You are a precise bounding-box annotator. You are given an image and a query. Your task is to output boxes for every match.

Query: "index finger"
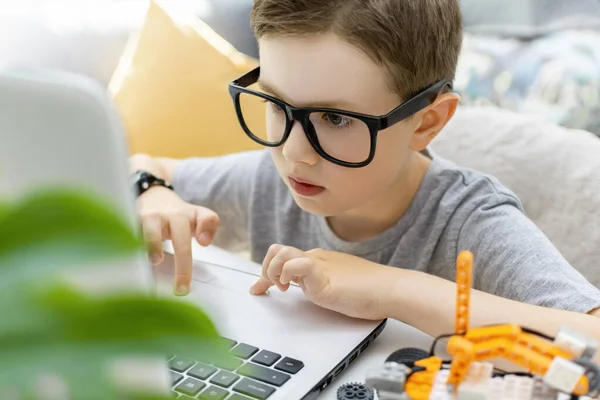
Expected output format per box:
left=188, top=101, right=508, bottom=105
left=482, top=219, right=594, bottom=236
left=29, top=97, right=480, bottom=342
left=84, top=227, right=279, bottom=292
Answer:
left=169, top=214, right=193, bottom=296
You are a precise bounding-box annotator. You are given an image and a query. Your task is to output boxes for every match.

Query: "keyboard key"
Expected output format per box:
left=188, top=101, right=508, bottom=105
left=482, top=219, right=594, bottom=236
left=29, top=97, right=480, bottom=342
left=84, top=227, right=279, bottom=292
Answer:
left=199, top=385, right=229, bottom=400
left=228, top=395, right=252, bottom=400
left=213, top=356, right=244, bottom=371
left=196, top=353, right=218, bottom=365
left=210, top=370, right=240, bottom=388
left=274, top=357, right=305, bottom=374
left=189, top=362, right=218, bottom=380
left=221, top=338, right=238, bottom=349
left=174, top=377, right=205, bottom=397
left=233, top=378, right=276, bottom=400
left=170, top=371, right=184, bottom=385
left=229, top=343, right=259, bottom=360
left=169, top=357, right=195, bottom=373
left=238, top=363, right=290, bottom=387
left=252, top=350, right=281, bottom=367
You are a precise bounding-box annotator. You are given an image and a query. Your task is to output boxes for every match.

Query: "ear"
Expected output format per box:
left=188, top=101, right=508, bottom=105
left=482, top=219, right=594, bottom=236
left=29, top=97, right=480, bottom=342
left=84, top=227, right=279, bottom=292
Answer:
left=409, top=92, right=460, bottom=151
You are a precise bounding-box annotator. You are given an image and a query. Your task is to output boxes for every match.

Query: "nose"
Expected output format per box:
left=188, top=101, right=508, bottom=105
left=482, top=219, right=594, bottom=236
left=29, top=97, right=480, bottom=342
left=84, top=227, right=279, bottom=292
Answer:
left=281, top=121, right=319, bottom=166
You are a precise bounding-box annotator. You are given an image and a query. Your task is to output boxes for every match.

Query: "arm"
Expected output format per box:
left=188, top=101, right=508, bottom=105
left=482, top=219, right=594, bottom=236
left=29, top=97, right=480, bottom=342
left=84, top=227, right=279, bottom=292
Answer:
left=129, top=153, right=181, bottom=181
left=455, top=201, right=600, bottom=313
left=393, top=200, right=600, bottom=361
left=251, top=245, right=600, bottom=362
left=129, top=150, right=264, bottom=292
left=131, top=150, right=267, bottom=253
left=385, top=268, right=600, bottom=364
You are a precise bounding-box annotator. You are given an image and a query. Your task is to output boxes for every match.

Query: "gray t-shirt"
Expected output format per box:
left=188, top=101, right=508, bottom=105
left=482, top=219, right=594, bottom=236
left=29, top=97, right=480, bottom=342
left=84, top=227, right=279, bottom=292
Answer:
left=172, top=149, right=600, bottom=313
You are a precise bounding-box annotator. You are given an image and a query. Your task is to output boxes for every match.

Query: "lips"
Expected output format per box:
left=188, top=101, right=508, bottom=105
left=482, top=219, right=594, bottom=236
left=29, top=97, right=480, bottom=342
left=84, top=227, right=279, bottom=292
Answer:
left=288, top=176, right=325, bottom=197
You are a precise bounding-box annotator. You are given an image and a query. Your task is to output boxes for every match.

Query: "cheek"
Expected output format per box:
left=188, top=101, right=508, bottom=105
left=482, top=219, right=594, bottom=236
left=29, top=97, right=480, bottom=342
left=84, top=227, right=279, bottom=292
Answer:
left=326, top=127, right=413, bottom=195
left=367, top=124, right=413, bottom=175
left=326, top=157, right=402, bottom=198
left=375, top=123, right=414, bottom=159
left=269, top=147, right=285, bottom=168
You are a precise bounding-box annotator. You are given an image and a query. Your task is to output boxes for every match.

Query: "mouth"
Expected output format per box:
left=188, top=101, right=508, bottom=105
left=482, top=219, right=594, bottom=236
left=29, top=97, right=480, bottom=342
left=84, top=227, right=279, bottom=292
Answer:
left=288, top=176, right=325, bottom=197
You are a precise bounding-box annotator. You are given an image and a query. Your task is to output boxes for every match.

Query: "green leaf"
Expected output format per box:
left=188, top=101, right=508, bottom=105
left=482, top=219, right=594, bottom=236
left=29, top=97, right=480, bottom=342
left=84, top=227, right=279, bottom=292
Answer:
left=0, top=189, right=145, bottom=290
left=0, top=285, right=226, bottom=400
left=0, top=343, right=176, bottom=400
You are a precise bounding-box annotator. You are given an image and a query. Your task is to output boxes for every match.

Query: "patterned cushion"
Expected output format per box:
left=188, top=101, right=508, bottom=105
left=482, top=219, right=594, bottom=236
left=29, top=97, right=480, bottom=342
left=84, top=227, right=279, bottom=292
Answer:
left=455, top=31, right=600, bottom=137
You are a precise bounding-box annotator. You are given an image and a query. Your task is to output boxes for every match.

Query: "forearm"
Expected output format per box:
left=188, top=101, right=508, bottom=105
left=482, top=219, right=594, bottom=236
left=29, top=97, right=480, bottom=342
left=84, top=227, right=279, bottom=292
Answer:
left=129, top=153, right=181, bottom=182
left=384, top=268, right=600, bottom=364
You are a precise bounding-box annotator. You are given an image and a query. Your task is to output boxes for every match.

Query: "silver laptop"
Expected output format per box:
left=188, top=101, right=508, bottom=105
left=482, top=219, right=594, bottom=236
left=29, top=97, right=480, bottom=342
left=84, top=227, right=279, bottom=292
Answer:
left=0, top=69, right=386, bottom=400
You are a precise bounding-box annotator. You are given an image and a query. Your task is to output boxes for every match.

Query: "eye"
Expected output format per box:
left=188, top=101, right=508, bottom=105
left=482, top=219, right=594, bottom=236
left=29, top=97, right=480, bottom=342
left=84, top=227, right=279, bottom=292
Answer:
left=323, top=113, right=352, bottom=128
left=269, top=102, right=283, bottom=112
left=262, top=99, right=284, bottom=113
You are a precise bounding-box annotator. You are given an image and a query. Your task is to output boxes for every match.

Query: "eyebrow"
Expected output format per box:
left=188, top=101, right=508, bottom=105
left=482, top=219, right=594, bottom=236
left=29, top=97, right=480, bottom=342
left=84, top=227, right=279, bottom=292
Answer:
left=257, top=79, right=365, bottom=112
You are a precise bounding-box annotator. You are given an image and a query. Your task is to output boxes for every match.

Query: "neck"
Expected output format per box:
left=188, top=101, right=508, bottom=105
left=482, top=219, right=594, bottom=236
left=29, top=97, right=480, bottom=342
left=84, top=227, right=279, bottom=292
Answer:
left=327, top=152, right=432, bottom=242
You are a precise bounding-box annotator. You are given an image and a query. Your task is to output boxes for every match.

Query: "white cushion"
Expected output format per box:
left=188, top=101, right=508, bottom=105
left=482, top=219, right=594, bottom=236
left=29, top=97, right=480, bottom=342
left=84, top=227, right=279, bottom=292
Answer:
left=432, top=106, right=600, bottom=287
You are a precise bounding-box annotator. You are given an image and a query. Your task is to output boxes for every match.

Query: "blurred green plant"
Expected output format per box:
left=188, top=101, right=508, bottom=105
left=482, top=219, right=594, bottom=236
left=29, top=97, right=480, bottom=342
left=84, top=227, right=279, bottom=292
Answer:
left=0, top=189, right=225, bottom=400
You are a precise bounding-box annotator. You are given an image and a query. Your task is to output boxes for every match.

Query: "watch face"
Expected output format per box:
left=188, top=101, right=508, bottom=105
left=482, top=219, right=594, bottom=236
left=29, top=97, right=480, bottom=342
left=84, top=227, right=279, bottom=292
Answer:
left=132, top=170, right=151, bottom=195
left=131, top=170, right=145, bottom=185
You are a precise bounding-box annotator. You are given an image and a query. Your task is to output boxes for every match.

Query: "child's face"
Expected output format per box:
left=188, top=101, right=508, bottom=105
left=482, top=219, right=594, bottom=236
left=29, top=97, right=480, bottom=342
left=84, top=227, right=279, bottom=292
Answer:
left=258, top=33, right=427, bottom=217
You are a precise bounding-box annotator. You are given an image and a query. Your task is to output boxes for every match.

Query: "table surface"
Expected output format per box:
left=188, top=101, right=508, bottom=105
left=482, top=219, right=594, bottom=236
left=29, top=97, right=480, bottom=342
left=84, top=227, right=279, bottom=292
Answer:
left=319, top=319, right=434, bottom=399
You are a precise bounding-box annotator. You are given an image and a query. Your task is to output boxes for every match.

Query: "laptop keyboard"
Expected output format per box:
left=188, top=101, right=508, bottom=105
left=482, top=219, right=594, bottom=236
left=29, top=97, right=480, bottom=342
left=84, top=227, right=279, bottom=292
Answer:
left=169, top=338, right=304, bottom=399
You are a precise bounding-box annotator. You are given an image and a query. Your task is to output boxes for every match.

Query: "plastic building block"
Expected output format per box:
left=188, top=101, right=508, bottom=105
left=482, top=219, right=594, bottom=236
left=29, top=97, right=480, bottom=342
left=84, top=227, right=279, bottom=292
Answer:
left=365, top=362, right=410, bottom=400
left=543, top=357, right=586, bottom=393
left=457, top=381, right=489, bottom=400
left=554, top=327, right=598, bottom=360
left=428, top=370, right=452, bottom=400
left=503, top=375, right=535, bottom=400
left=464, top=362, right=494, bottom=384
left=531, top=377, right=560, bottom=400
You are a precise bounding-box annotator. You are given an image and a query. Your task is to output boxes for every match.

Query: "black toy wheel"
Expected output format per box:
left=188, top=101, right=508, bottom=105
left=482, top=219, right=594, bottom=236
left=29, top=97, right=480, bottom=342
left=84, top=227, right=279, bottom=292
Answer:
left=385, top=347, right=430, bottom=365
left=336, top=382, right=375, bottom=400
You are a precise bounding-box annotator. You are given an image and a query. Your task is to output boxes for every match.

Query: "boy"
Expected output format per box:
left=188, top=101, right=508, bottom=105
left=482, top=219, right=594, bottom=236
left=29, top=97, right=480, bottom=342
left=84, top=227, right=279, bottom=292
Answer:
left=131, top=0, right=600, bottom=360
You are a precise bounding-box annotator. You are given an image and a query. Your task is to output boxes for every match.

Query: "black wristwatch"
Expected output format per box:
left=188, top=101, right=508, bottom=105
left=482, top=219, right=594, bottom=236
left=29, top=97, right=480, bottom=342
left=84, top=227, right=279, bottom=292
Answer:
left=132, top=170, right=174, bottom=197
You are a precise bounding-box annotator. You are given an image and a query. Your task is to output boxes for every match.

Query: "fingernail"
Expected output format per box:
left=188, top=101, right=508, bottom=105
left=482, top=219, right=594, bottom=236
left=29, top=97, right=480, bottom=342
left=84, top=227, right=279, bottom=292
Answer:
left=199, top=232, right=211, bottom=245
left=151, top=253, right=162, bottom=265
left=175, top=284, right=189, bottom=296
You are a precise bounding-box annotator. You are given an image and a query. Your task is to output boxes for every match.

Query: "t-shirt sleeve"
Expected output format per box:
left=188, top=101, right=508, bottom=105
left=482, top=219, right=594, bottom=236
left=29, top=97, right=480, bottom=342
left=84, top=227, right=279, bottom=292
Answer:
left=171, top=150, right=264, bottom=252
left=457, top=197, right=600, bottom=314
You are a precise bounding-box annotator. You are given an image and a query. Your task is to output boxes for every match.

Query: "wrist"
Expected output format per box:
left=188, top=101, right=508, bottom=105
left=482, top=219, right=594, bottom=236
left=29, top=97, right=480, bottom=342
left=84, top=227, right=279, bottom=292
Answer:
left=138, top=184, right=175, bottom=198
left=378, top=266, right=408, bottom=320
left=131, top=169, right=174, bottom=198
left=383, top=268, right=457, bottom=336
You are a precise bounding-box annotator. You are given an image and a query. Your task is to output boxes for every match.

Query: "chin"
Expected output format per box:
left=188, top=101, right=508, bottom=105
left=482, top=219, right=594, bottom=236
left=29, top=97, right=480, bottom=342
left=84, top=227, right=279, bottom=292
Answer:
left=291, top=193, right=343, bottom=217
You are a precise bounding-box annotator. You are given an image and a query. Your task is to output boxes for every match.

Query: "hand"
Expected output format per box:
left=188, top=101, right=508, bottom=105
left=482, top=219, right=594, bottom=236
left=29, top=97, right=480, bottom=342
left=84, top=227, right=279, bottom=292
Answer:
left=249, top=245, right=397, bottom=320
left=137, top=187, right=220, bottom=296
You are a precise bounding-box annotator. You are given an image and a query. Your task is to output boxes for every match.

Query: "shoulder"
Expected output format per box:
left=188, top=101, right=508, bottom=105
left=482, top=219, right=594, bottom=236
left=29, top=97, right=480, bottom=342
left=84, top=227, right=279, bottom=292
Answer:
left=426, top=153, right=523, bottom=213
left=418, top=153, right=530, bottom=256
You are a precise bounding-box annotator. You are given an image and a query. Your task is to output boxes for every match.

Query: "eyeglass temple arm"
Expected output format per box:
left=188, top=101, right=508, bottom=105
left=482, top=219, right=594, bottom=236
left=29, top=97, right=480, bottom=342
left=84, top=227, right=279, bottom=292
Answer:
left=381, top=80, right=452, bottom=129
left=232, top=66, right=261, bottom=88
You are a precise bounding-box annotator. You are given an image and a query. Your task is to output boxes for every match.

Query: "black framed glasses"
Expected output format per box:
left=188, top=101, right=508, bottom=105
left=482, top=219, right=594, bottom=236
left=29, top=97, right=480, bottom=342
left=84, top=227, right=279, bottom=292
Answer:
left=228, top=67, right=451, bottom=168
